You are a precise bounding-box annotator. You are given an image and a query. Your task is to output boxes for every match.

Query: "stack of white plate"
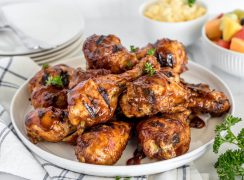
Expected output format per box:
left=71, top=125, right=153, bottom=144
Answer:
left=0, top=1, right=85, bottom=64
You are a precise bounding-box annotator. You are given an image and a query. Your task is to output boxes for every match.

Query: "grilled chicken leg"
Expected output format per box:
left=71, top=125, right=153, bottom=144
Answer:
left=120, top=69, right=230, bottom=118
left=135, top=39, right=188, bottom=74
left=183, top=82, right=231, bottom=116
left=69, top=68, right=111, bottom=89
left=68, top=56, right=160, bottom=128
left=28, top=64, right=74, bottom=93
left=137, top=111, right=191, bottom=160
left=120, top=69, right=189, bottom=118
left=25, top=107, right=75, bottom=143
left=75, top=121, right=131, bottom=165
left=28, top=64, right=74, bottom=109
left=83, top=34, right=138, bottom=73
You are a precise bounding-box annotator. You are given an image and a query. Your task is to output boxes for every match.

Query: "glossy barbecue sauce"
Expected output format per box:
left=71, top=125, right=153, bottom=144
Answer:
left=190, top=116, right=205, bottom=128
left=126, top=147, right=146, bottom=165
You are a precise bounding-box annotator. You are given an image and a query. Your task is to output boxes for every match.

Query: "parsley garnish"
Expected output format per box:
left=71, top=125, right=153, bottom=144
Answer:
left=127, top=61, right=132, bottom=68
left=147, top=48, right=156, bottom=56
left=115, top=176, right=131, bottom=180
left=188, top=0, right=196, bottom=7
left=213, top=115, right=244, bottom=180
left=115, top=176, right=121, bottom=180
left=42, top=63, right=49, bottom=69
left=130, top=45, right=138, bottom=52
left=144, top=62, right=156, bottom=76
left=46, top=75, right=63, bottom=87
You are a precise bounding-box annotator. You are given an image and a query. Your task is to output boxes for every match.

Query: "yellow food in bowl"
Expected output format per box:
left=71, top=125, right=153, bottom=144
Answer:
left=144, top=0, right=206, bottom=22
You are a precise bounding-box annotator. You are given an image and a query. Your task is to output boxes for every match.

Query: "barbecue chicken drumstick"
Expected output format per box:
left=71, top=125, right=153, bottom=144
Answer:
left=75, top=121, right=131, bottom=165
left=28, top=64, right=74, bottom=109
left=120, top=69, right=189, bottom=118
left=69, top=68, right=111, bottom=89
left=183, top=82, right=231, bottom=116
left=68, top=56, right=160, bottom=129
left=120, top=69, right=230, bottom=118
left=28, top=64, right=74, bottom=93
left=83, top=34, right=138, bottom=73
left=25, top=107, right=75, bottom=143
left=135, top=39, right=188, bottom=74
left=137, top=111, right=191, bottom=160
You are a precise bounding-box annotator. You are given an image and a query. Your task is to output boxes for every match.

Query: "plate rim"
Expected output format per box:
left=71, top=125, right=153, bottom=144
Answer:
left=10, top=60, right=235, bottom=176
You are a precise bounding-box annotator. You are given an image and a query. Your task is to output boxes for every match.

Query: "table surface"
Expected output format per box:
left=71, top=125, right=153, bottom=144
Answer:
left=1, top=0, right=244, bottom=179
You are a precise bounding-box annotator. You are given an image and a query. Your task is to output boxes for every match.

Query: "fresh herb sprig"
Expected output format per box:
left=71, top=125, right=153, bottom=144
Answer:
left=46, top=75, right=64, bottom=87
left=130, top=45, right=138, bottom=52
left=213, top=115, right=244, bottom=180
left=42, top=63, right=49, bottom=69
left=127, top=61, right=133, bottom=68
left=144, top=62, right=156, bottom=76
left=147, top=48, right=156, bottom=56
left=188, top=0, right=196, bottom=7
left=115, top=176, right=131, bottom=180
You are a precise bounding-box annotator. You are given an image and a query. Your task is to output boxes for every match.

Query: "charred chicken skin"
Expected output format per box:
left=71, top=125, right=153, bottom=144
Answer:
left=28, top=64, right=74, bottom=93
left=155, top=38, right=188, bottom=74
left=120, top=69, right=230, bottom=118
left=137, top=111, right=191, bottom=160
left=31, top=86, right=67, bottom=109
left=135, top=43, right=154, bottom=60
left=28, top=64, right=74, bottom=109
left=69, top=68, right=111, bottom=89
left=68, top=56, right=160, bottom=128
left=183, top=82, right=231, bottom=116
left=120, top=69, right=189, bottom=118
left=25, top=107, right=75, bottom=143
left=75, top=121, right=131, bottom=165
left=83, top=34, right=138, bottom=73
left=135, top=39, right=188, bottom=74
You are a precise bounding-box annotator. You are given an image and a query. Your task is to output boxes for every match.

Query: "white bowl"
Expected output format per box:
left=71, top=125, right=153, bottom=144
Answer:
left=10, top=57, right=234, bottom=177
left=202, top=25, right=244, bottom=78
left=139, top=0, right=208, bottom=46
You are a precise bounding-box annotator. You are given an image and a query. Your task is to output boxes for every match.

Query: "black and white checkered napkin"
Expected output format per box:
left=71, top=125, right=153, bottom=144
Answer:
left=0, top=57, right=207, bottom=180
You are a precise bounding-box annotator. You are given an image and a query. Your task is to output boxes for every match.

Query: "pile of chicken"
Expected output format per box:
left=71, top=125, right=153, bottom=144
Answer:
left=25, top=34, right=231, bottom=165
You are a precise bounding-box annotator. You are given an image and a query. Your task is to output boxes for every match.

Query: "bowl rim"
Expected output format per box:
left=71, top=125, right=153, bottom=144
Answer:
left=139, top=0, right=208, bottom=25
left=202, top=21, right=244, bottom=57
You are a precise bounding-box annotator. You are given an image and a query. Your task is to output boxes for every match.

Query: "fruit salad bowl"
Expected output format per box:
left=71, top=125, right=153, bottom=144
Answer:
left=202, top=10, right=244, bottom=78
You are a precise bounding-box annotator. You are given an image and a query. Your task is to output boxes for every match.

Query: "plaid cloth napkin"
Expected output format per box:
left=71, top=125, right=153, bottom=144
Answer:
left=0, top=57, right=208, bottom=180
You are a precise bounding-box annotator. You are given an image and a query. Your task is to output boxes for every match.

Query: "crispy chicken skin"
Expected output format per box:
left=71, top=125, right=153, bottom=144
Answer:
left=135, top=39, right=188, bottom=74
left=135, top=43, right=154, bottom=60
left=68, top=56, right=160, bottom=128
left=183, top=82, right=231, bottom=116
left=120, top=69, right=189, bottom=118
left=28, top=64, right=74, bottom=93
left=155, top=39, right=188, bottom=74
left=28, top=64, right=74, bottom=109
left=120, top=68, right=230, bottom=118
left=31, top=86, right=67, bottom=109
left=83, top=34, right=138, bottom=73
left=75, top=121, right=131, bottom=165
left=25, top=107, right=75, bottom=143
left=69, top=68, right=111, bottom=89
left=137, top=111, right=191, bottom=160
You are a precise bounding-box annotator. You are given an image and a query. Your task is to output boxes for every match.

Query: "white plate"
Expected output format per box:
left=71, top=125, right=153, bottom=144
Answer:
left=0, top=0, right=84, bottom=55
left=29, top=33, right=83, bottom=58
left=10, top=58, right=234, bottom=177
left=32, top=37, right=83, bottom=62
left=34, top=40, right=83, bottom=65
